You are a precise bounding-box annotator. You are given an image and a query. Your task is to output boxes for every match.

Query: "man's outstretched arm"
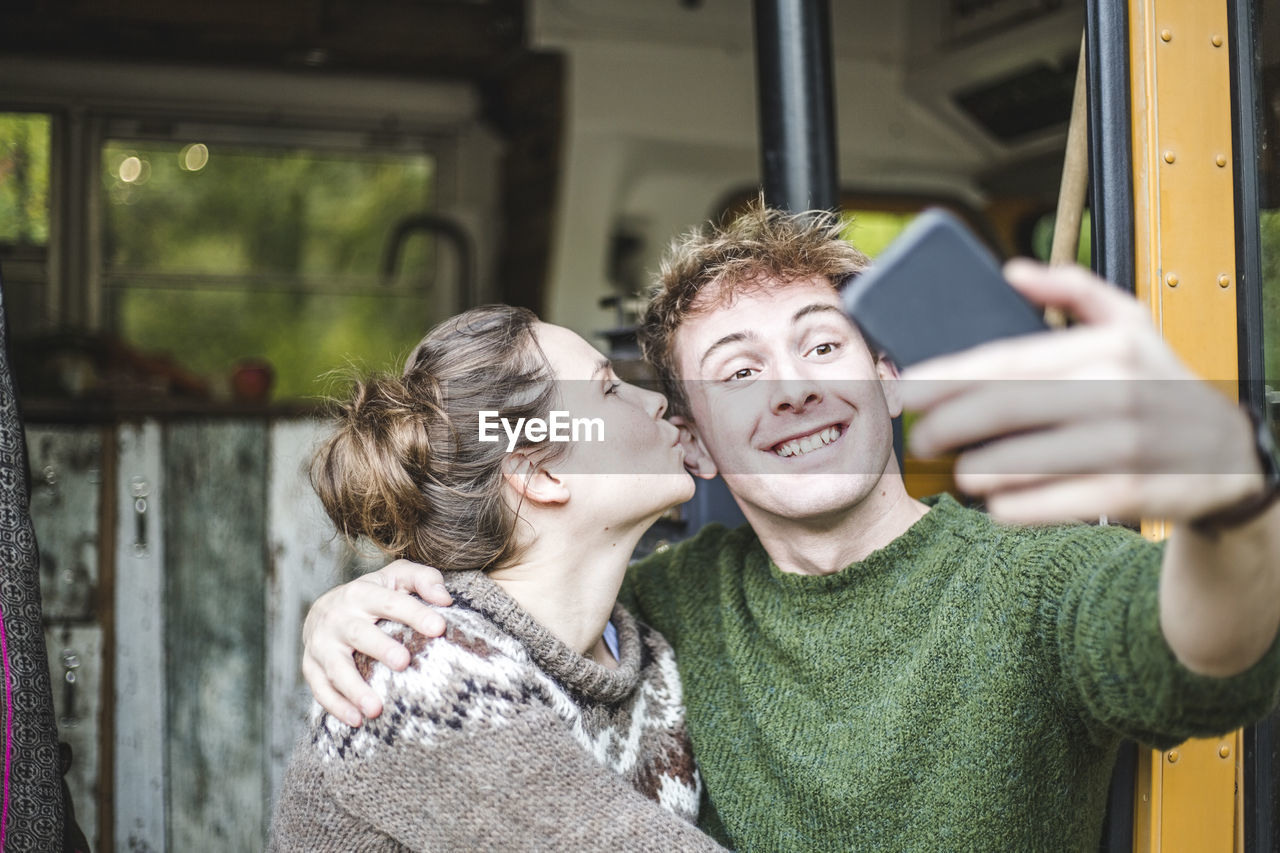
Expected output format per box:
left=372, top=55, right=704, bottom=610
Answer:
left=901, top=260, right=1280, bottom=679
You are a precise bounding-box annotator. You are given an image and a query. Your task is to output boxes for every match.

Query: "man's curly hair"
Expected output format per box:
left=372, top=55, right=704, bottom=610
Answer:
left=637, top=199, right=871, bottom=417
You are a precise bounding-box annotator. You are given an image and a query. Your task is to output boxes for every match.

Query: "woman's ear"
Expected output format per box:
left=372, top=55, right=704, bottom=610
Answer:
left=502, top=452, right=571, bottom=506
left=875, top=354, right=904, bottom=419
left=670, top=415, right=719, bottom=480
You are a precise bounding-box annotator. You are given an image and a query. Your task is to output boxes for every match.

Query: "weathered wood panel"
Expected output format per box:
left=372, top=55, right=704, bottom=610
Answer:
left=28, top=426, right=104, bottom=850
left=266, top=419, right=383, bottom=801
left=265, top=420, right=337, bottom=798
left=113, top=422, right=167, bottom=853
left=43, top=623, right=103, bottom=849
left=164, top=421, right=267, bottom=851
left=26, top=427, right=100, bottom=620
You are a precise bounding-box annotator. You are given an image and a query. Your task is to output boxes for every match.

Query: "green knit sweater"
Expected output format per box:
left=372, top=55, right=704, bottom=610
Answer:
left=620, top=494, right=1280, bottom=851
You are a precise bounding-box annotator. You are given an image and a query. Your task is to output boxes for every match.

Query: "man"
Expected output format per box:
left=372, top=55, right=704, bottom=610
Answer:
left=302, top=204, right=1280, bottom=850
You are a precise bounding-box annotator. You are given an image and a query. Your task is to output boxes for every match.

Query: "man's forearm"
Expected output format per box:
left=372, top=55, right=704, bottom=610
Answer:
left=1160, top=502, right=1280, bottom=677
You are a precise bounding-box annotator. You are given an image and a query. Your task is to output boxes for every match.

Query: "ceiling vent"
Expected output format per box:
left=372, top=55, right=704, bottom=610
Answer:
left=952, top=54, right=1077, bottom=143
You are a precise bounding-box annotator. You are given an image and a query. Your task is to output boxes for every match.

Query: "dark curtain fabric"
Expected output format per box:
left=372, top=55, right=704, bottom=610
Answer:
left=0, top=272, right=66, bottom=850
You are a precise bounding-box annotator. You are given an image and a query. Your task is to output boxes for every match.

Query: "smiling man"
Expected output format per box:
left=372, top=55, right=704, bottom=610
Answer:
left=301, top=203, right=1280, bottom=851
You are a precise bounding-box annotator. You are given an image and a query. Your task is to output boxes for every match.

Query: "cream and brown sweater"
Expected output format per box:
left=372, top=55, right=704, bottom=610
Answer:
left=269, top=570, right=721, bottom=852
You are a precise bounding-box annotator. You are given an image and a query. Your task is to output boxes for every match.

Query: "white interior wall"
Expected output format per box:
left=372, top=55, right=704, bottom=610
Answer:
left=532, top=0, right=1016, bottom=343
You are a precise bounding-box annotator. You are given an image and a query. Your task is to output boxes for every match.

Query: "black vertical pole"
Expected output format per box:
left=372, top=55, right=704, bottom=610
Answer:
left=1083, top=2, right=1138, bottom=851
left=753, top=0, right=839, bottom=213
left=1085, top=0, right=1135, bottom=293
left=1228, top=0, right=1273, bottom=848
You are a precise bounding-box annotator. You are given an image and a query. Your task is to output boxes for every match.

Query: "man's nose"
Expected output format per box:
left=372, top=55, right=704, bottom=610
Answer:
left=769, top=363, right=823, bottom=414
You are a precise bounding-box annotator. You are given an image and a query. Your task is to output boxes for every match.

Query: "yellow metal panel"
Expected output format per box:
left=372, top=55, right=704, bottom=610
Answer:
left=1159, top=738, right=1239, bottom=850
left=1128, top=0, right=1242, bottom=851
left=1150, top=0, right=1238, bottom=384
left=1134, top=748, right=1162, bottom=851
left=1133, top=736, right=1241, bottom=853
left=1131, top=0, right=1238, bottom=379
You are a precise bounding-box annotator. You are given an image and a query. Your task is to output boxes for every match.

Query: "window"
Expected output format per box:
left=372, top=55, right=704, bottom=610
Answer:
left=1244, top=0, right=1279, bottom=844
left=1027, top=209, right=1092, bottom=267
left=0, top=112, right=51, bottom=246
left=100, top=137, right=442, bottom=401
left=839, top=209, right=919, bottom=257
left=1264, top=210, right=1279, bottom=409
left=1256, top=0, right=1279, bottom=431
left=0, top=112, right=53, bottom=328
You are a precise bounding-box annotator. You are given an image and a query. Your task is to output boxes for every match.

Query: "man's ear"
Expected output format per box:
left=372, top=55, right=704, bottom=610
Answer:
left=670, top=415, right=719, bottom=480
left=502, top=452, right=570, bottom=506
left=875, top=354, right=904, bottom=419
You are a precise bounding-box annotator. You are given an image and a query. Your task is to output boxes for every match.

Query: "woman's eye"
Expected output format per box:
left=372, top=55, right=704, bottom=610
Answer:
left=605, top=381, right=621, bottom=396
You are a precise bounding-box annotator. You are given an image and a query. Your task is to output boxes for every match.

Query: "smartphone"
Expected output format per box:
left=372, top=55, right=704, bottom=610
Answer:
left=840, top=208, right=1048, bottom=368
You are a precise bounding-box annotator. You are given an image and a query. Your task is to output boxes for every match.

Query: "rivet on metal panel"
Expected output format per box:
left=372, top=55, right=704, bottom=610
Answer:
left=1216, top=154, right=1228, bottom=167
left=1166, top=273, right=1179, bottom=288
left=1211, top=34, right=1223, bottom=47
left=1218, top=274, right=1231, bottom=288
left=1163, top=150, right=1176, bottom=164
left=1218, top=744, right=1231, bottom=758
left=1160, top=28, right=1172, bottom=42
left=1167, top=749, right=1180, bottom=763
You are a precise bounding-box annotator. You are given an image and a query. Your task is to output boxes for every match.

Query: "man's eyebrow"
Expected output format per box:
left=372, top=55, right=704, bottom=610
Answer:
left=699, top=331, right=755, bottom=368
left=793, top=303, right=844, bottom=323
left=697, top=304, right=844, bottom=368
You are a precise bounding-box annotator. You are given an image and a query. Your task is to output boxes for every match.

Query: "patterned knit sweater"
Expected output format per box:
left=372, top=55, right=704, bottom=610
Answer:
left=620, top=493, right=1280, bottom=851
left=270, top=570, right=722, bottom=851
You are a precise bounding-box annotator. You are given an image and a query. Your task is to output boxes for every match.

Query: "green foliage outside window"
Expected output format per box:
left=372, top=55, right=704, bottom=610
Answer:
left=1029, top=209, right=1093, bottom=267
left=1262, top=209, right=1280, bottom=396
left=839, top=210, right=917, bottom=259
left=102, top=141, right=441, bottom=400
left=0, top=113, right=51, bottom=246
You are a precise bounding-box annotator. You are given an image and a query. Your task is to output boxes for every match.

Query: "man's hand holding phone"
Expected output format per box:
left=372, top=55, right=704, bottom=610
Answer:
left=894, top=259, right=1261, bottom=526
left=855, top=212, right=1280, bottom=683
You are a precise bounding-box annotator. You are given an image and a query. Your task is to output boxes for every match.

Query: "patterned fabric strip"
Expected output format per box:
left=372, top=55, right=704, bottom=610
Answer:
left=1, top=604, right=13, bottom=845
left=0, top=271, right=64, bottom=851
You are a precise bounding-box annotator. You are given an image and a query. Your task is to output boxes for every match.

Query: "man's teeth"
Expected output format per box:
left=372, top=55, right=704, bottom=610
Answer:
left=775, top=426, right=841, bottom=458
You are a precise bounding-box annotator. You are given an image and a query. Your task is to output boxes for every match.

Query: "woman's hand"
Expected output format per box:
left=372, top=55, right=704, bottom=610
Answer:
left=302, top=559, right=453, bottom=726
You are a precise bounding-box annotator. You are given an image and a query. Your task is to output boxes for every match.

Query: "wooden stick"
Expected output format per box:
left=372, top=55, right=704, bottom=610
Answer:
left=1046, top=31, right=1090, bottom=328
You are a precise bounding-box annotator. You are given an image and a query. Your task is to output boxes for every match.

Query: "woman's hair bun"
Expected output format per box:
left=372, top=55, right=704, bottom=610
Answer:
left=313, top=371, right=442, bottom=556
left=311, top=305, right=560, bottom=570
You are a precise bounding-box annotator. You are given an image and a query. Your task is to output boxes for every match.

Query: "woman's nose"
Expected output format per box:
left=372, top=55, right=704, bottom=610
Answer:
left=641, top=386, right=668, bottom=419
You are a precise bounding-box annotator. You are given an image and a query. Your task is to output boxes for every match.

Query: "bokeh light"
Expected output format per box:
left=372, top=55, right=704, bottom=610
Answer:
left=119, top=155, right=142, bottom=183
left=180, top=143, right=209, bottom=172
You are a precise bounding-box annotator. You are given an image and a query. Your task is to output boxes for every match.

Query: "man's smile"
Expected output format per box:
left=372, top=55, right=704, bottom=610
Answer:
left=769, top=423, right=846, bottom=458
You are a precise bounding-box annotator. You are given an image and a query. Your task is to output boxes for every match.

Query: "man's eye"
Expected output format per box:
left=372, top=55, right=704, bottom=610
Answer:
left=729, top=367, right=755, bottom=381
left=811, top=342, right=838, bottom=357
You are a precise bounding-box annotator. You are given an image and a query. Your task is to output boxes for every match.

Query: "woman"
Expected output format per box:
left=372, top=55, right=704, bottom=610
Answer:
left=269, top=306, right=721, bottom=851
